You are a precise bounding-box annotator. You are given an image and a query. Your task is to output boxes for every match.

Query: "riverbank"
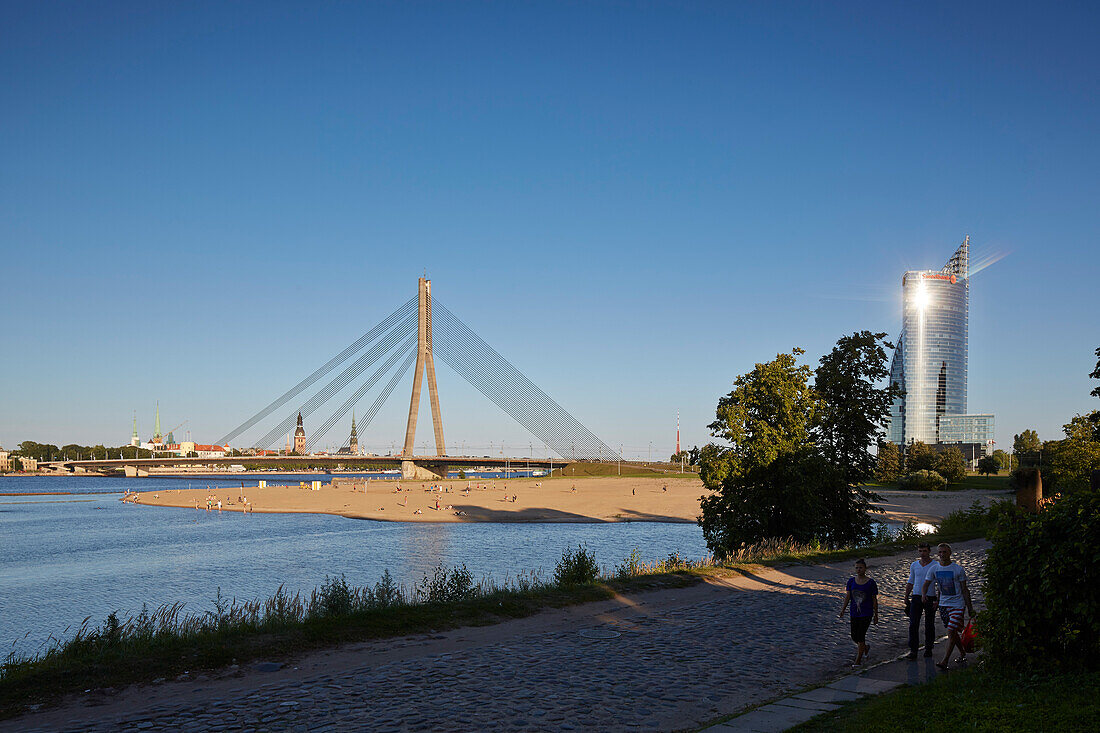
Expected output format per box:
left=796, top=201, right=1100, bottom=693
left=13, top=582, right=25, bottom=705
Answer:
left=4, top=538, right=991, bottom=731
left=127, top=475, right=1011, bottom=525
left=130, top=475, right=710, bottom=523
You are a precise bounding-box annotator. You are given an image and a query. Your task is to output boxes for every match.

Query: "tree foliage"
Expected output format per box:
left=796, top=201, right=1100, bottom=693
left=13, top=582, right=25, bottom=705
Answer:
left=978, top=455, right=1000, bottom=475
left=934, top=445, right=967, bottom=483
left=992, top=449, right=1016, bottom=471
left=698, top=340, right=888, bottom=558
left=874, top=440, right=901, bottom=483
left=981, top=489, right=1100, bottom=671
left=904, top=440, right=936, bottom=472
left=1091, top=345, right=1100, bottom=400
left=814, top=331, right=902, bottom=486
left=1014, top=429, right=1042, bottom=456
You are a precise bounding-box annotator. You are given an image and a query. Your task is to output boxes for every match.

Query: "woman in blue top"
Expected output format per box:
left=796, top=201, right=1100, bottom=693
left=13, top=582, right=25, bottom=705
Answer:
left=838, top=558, right=879, bottom=667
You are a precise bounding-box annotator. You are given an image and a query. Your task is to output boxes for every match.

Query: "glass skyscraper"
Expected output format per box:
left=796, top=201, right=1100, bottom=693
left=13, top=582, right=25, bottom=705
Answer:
left=886, top=238, right=973, bottom=446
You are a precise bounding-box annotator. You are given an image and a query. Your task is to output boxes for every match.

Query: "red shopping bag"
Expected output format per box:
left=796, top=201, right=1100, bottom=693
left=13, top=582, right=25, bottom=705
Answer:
left=960, top=621, right=977, bottom=653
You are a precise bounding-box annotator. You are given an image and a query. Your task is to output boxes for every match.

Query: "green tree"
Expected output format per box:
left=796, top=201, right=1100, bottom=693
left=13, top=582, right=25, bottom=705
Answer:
left=1014, top=429, right=1042, bottom=455
left=874, top=440, right=901, bottom=483
left=904, top=441, right=936, bottom=472
left=698, top=347, right=876, bottom=557
left=935, top=445, right=967, bottom=483
left=978, top=456, right=1000, bottom=475
left=1045, top=439, right=1100, bottom=494
left=992, top=449, right=1016, bottom=472
left=1091, top=345, right=1100, bottom=399
left=813, top=331, right=902, bottom=486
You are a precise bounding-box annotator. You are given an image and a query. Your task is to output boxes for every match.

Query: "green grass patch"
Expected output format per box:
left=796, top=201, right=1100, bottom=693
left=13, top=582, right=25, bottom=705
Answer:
left=550, top=461, right=699, bottom=478
left=790, top=665, right=1100, bottom=732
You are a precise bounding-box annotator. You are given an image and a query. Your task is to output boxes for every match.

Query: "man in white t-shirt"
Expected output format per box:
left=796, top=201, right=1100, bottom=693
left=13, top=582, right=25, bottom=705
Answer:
left=921, top=542, right=975, bottom=670
left=904, top=542, right=937, bottom=659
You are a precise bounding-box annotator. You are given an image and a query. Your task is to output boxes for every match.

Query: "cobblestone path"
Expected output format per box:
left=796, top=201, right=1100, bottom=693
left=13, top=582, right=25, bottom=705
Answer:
left=16, top=543, right=986, bottom=732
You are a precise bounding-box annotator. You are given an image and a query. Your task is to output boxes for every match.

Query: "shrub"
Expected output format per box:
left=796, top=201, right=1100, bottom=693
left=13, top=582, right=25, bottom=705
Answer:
left=414, top=564, right=475, bottom=604
left=938, top=499, right=1017, bottom=535
left=554, top=544, right=599, bottom=585
left=898, top=470, right=947, bottom=491
left=615, top=548, right=643, bottom=578
left=980, top=488, right=1100, bottom=671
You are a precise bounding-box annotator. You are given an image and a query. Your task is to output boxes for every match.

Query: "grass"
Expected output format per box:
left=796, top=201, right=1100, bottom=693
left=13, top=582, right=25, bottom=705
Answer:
left=790, top=664, right=1100, bottom=732
left=0, top=521, right=990, bottom=720
left=550, top=461, right=700, bottom=478
left=867, top=473, right=1011, bottom=492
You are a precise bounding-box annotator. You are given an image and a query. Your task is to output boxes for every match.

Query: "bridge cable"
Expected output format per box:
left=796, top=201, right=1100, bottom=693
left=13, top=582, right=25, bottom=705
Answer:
left=429, top=297, right=616, bottom=460
left=255, top=313, right=417, bottom=449
left=430, top=302, right=603, bottom=458
left=217, top=297, right=417, bottom=445
left=304, top=332, right=417, bottom=452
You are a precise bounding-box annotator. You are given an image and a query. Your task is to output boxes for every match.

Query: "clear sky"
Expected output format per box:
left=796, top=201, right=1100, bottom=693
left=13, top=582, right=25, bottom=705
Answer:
left=2, top=1, right=1098, bottom=458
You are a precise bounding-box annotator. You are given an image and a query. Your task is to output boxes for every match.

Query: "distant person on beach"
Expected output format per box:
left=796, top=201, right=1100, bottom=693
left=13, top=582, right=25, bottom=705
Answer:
left=838, top=558, right=878, bottom=667
left=922, top=543, right=974, bottom=670
left=905, top=542, right=937, bottom=659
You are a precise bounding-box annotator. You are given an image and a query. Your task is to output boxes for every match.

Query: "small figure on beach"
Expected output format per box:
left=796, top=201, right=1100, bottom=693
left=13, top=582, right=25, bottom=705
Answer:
left=921, top=543, right=975, bottom=670
left=838, top=558, right=878, bottom=667
left=905, top=542, right=936, bottom=659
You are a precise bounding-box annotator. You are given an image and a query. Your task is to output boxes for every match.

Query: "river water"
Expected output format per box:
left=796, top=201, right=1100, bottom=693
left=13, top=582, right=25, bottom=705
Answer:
left=0, top=475, right=707, bottom=658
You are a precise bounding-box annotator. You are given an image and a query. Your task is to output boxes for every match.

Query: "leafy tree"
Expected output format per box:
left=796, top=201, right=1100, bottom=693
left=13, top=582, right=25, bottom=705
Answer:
left=698, top=347, right=877, bottom=557
left=978, top=455, right=1000, bottom=476
left=992, top=449, right=1016, bottom=472
left=904, top=441, right=936, bottom=472
left=935, top=445, right=967, bottom=483
left=1045, top=439, right=1100, bottom=494
left=670, top=450, right=689, bottom=463
left=707, top=348, right=820, bottom=471
left=813, top=331, right=902, bottom=486
left=1091, top=345, right=1100, bottom=399
left=874, top=440, right=901, bottom=483
left=1014, top=429, right=1041, bottom=456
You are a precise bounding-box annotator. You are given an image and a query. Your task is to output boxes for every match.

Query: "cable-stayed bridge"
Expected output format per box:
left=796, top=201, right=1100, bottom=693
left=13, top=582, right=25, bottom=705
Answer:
left=53, top=279, right=617, bottom=479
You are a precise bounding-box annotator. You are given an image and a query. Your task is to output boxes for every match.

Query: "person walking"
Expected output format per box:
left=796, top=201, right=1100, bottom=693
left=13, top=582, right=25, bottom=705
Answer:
left=905, top=542, right=937, bottom=659
left=921, top=543, right=975, bottom=670
left=838, top=558, right=879, bottom=667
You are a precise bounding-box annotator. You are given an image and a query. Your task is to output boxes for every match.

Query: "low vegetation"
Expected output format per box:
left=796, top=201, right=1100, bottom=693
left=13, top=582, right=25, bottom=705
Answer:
left=0, top=515, right=993, bottom=720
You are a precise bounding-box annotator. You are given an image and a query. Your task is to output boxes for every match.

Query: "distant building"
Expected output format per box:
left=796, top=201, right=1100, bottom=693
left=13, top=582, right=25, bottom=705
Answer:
left=886, top=237, right=995, bottom=458
left=337, top=412, right=360, bottom=455
left=294, top=412, right=307, bottom=454
left=130, top=414, right=140, bottom=447
left=0, top=446, right=11, bottom=472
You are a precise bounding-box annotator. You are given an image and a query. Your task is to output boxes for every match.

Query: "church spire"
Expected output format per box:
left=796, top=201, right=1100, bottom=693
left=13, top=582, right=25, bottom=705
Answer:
left=350, top=410, right=357, bottom=439
left=153, top=402, right=162, bottom=443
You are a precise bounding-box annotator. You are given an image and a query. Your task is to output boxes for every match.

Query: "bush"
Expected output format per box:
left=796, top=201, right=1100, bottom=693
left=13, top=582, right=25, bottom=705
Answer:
left=414, top=564, right=475, bottom=604
left=939, top=499, right=1017, bottom=535
left=980, top=489, right=1100, bottom=671
left=977, top=456, right=1000, bottom=476
left=897, top=470, right=947, bottom=491
left=554, top=544, right=599, bottom=585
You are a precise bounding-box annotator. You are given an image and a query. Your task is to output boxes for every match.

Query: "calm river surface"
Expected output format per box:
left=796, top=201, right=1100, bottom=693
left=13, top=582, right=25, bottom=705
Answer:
left=0, top=475, right=707, bottom=658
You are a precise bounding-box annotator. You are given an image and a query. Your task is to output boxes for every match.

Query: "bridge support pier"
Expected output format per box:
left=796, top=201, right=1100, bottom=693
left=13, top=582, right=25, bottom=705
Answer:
left=401, top=460, right=448, bottom=480
left=123, top=465, right=149, bottom=478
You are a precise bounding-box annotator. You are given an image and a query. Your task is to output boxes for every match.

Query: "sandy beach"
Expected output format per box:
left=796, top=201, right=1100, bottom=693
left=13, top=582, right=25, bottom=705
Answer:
left=132, top=475, right=710, bottom=523
left=128, top=475, right=1011, bottom=525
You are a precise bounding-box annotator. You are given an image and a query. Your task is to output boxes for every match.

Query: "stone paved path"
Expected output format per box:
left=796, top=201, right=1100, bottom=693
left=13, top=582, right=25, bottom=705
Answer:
left=12, top=542, right=986, bottom=732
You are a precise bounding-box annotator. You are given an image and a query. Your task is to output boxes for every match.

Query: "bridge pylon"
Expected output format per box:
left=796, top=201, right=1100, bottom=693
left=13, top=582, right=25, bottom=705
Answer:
left=402, top=277, right=447, bottom=479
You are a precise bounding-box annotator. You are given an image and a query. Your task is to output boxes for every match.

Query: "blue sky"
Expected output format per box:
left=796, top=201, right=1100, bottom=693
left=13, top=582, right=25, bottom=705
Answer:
left=2, top=1, right=1098, bottom=458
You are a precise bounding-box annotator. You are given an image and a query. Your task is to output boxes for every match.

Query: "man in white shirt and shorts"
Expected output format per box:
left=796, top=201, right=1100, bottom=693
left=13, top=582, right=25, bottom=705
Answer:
left=921, top=542, right=975, bottom=670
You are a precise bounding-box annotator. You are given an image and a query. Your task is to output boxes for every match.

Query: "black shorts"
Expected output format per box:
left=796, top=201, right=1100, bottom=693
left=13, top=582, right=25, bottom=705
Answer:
left=850, top=616, right=872, bottom=643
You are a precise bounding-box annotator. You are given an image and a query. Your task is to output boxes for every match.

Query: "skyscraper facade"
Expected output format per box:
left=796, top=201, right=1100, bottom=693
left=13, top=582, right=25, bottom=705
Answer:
left=886, top=238, right=972, bottom=447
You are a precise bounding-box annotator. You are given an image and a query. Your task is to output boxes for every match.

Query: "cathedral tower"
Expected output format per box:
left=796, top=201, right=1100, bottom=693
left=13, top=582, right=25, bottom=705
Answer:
left=294, top=412, right=306, bottom=454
